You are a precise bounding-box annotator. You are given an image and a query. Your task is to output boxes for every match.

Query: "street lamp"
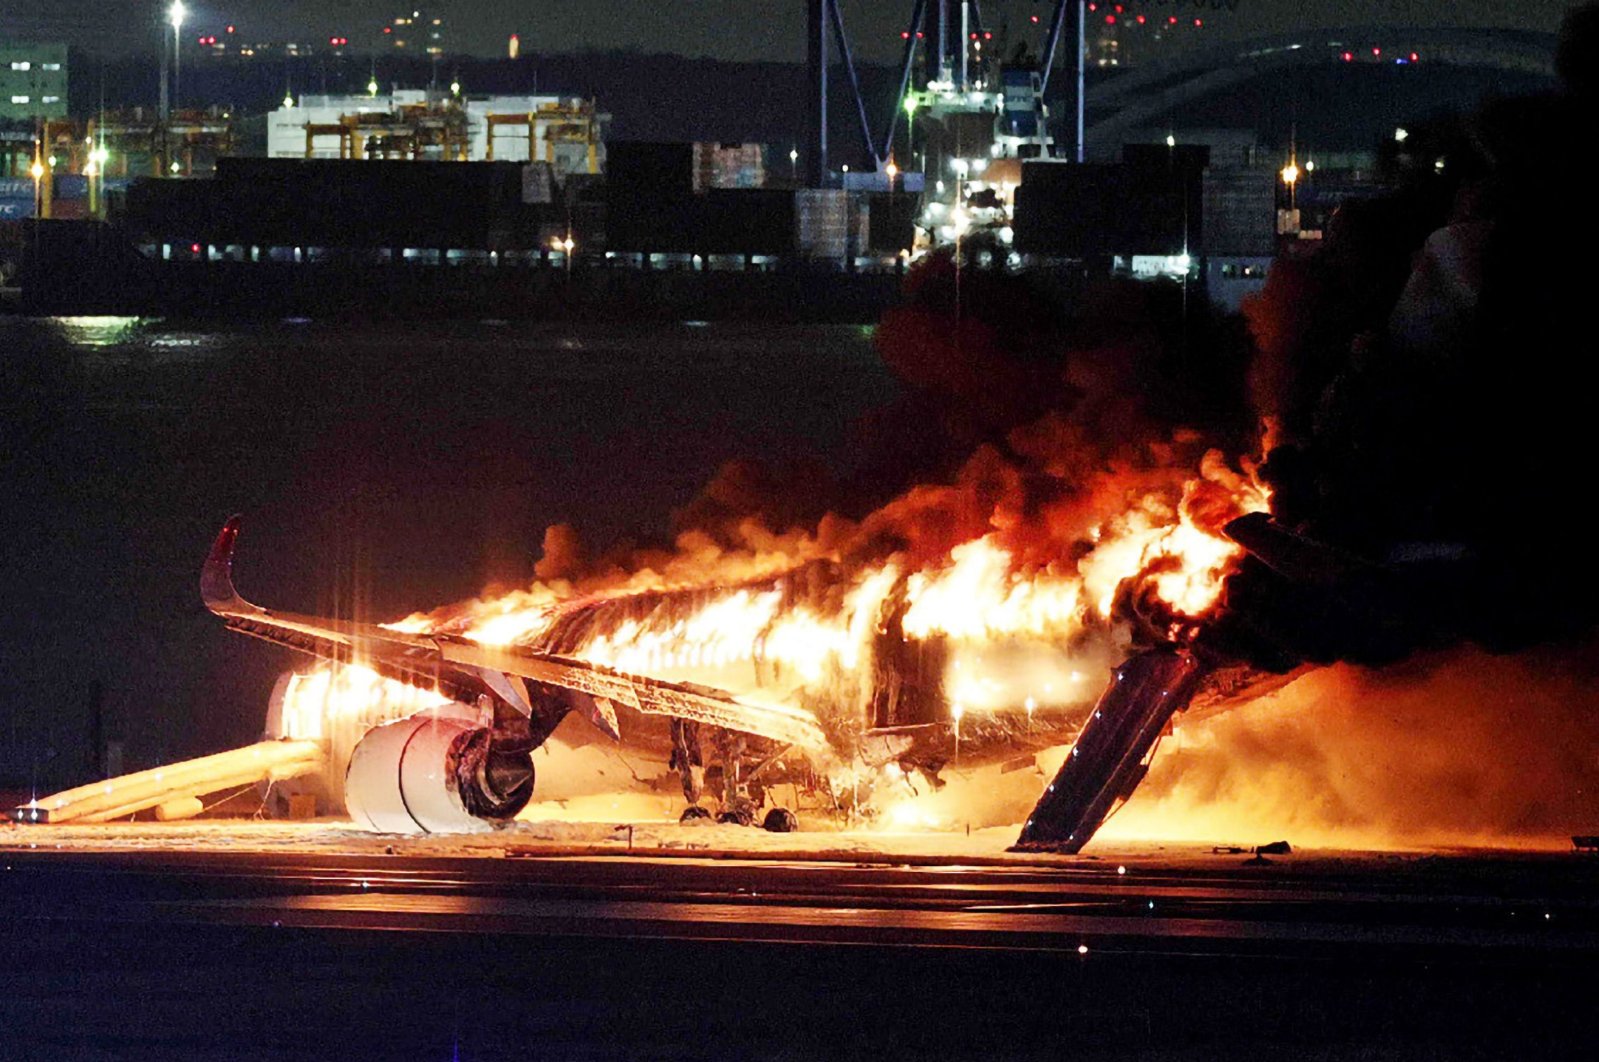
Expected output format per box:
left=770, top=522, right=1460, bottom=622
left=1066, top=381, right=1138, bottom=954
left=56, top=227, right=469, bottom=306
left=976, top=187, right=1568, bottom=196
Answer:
left=169, top=2, right=187, bottom=112
left=789, top=146, right=798, bottom=180
left=1280, top=160, right=1299, bottom=212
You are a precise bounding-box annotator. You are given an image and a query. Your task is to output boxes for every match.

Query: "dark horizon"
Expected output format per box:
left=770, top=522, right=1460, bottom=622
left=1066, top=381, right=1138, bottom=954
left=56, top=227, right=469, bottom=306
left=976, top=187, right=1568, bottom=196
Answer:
left=0, top=0, right=1581, bottom=63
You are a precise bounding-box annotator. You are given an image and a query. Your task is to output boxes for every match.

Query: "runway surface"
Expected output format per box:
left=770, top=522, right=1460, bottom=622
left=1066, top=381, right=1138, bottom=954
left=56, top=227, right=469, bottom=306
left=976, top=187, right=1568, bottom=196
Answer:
left=5, top=840, right=1599, bottom=1059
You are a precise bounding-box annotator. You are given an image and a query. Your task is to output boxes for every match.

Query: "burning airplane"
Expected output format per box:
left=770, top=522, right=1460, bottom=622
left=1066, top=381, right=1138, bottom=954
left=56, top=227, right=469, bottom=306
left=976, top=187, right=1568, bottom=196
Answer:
left=16, top=422, right=1288, bottom=849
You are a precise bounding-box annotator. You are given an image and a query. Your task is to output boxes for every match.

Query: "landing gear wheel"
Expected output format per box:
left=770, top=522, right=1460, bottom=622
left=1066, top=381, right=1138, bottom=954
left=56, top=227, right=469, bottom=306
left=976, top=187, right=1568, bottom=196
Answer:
left=680, top=805, right=713, bottom=823
left=716, top=803, right=756, bottom=827
left=762, top=808, right=798, bottom=833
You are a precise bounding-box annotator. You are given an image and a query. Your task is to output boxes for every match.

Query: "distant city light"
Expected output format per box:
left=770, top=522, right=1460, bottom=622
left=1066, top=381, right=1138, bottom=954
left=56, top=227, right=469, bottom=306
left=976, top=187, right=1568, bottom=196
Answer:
left=1304, top=159, right=1315, bottom=173
left=1280, top=162, right=1299, bottom=185
left=1165, top=134, right=1176, bottom=147
left=1394, top=126, right=1409, bottom=142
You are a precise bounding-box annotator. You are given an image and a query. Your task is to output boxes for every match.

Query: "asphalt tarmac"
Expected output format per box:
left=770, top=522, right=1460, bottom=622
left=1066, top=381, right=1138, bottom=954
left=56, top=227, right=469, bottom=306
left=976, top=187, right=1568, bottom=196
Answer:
left=4, top=846, right=1599, bottom=1060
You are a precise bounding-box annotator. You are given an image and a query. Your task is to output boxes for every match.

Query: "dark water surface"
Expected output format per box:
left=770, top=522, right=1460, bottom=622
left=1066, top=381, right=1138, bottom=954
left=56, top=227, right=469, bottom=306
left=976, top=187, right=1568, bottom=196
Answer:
left=0, top=315, right=895, bottom=784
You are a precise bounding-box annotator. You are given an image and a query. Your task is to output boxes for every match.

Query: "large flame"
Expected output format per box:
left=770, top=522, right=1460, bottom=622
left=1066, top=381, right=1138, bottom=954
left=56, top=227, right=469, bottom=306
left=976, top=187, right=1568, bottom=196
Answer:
left=376, top=444, right=1267, bottom=723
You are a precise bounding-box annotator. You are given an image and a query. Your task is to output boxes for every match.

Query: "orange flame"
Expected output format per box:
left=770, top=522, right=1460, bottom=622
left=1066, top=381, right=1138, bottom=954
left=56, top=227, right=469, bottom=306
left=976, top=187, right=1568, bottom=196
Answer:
left=363, top=445, right=1268, bottom=731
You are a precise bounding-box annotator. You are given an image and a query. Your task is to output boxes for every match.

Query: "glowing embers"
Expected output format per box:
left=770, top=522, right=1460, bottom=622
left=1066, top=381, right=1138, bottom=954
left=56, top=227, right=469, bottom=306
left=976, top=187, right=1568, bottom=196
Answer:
left=276, top=664, right=450, bottom=741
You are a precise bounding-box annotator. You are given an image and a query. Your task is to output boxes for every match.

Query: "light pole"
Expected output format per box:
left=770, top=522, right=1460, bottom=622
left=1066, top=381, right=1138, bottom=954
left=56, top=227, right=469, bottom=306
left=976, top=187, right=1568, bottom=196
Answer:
left=169, top=2, right=187, bottom=113
left=30, top=156, right=44, bottom=219
left=1280, top=159, right=1299, bottom=212
left=903, top=93, right=918, bottom=171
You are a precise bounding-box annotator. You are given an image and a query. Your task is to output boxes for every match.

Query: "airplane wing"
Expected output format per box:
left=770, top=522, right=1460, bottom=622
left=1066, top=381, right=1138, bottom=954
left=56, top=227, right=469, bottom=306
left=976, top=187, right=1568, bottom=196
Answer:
left=202, top=516, right=828, bottom=752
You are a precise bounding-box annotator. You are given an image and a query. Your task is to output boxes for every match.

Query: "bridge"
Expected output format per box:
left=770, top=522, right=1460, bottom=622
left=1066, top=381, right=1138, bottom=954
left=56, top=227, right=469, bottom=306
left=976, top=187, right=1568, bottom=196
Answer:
left=1084, top=25, right=1559, bottom=156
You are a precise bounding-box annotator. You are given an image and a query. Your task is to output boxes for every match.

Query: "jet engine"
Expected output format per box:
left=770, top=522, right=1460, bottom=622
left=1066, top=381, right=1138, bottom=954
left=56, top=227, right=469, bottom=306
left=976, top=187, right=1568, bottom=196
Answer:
left=344, top=707, right=535, bottom=834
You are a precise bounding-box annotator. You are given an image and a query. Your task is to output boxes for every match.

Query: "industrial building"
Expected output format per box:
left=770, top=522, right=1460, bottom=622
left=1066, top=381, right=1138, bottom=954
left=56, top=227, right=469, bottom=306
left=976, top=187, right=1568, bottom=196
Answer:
left=267, top=91, right=606, bottom=175
left=1, top=41, right=67, bottom=122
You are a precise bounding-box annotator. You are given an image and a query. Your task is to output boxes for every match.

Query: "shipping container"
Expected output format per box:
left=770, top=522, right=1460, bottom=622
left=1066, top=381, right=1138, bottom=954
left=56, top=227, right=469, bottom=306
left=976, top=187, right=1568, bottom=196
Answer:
left=795, top=189, right=851, bottom=260
left=692, top=143, right=766, bottom=192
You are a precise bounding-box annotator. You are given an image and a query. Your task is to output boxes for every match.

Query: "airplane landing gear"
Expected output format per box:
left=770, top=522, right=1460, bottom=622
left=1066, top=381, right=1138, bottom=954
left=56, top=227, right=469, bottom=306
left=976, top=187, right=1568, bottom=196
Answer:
left=670, top=718, right=705, bottom=806
left=673, top=724, right=799, bottom=831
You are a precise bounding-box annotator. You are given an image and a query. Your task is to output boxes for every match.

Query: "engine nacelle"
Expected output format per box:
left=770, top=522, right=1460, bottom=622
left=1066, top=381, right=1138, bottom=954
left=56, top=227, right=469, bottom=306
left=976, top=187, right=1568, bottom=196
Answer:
left=345, top=709, right=534, bottom=834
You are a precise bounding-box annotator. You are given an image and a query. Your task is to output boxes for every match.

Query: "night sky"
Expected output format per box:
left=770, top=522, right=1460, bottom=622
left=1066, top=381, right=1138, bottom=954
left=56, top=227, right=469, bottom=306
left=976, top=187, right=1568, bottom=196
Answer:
left=0, top=0, right=1579, bottom=62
